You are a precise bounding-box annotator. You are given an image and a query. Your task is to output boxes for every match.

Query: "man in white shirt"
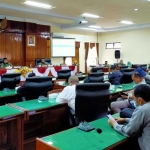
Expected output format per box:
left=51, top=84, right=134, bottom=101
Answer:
left=56, top=75, right=79, bottom=110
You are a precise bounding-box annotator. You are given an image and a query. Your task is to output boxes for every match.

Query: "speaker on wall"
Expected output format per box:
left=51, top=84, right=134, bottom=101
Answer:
left=115, top=50, right=120, bottom=59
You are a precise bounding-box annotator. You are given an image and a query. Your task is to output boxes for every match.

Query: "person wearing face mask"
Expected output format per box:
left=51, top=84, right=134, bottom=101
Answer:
left=110, top=67, right=146, bottom=113
left=108, top=84, right=150, bottom=150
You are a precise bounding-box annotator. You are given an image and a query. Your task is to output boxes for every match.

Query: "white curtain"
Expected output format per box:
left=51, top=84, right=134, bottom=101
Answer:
left=87, top=46, right=98, bottom=66
left=65, top=57, right=72, bottom=66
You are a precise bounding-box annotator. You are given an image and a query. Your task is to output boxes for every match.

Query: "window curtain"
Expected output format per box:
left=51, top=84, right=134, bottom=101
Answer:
left=85, top=42, right=89, bottom=74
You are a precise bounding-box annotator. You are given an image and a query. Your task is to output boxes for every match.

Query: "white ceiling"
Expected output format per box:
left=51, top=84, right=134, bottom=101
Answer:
left=1, top=0, right=150, bottom=32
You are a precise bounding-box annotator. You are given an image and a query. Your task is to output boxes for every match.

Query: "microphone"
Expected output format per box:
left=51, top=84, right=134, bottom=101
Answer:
left=96, top=128, right=102, bottom=134
left=38, top=84, right=53, bottom=101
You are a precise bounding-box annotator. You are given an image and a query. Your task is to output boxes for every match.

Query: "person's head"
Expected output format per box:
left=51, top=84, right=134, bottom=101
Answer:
left=120, top=60, right=123, bottom=63
left=132, top=72, right=144, bottom=84
left=41, top=58, right=45, bottom=63
left=132, top=84, right=150, bottom=106
left=3, top=58, right=8, bottom=63
left=68, top=75, right=79, bottom=86
left=110, top=65, right=116, bottom=72
left=29, top=37, right=33, bottom=41
left=105, top=61, right=108, bottom=64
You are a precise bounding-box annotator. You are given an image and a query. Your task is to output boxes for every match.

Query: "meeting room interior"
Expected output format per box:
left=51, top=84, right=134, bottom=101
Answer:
left=0, top=0, right=150, bottom=150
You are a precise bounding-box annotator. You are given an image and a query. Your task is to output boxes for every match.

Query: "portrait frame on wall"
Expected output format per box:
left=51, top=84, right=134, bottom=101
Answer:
left=27, top=35, right=35, bottom=46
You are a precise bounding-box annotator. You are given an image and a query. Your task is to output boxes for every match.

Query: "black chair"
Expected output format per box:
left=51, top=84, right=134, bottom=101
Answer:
left=25, top=76, right=53, bottom=100
left=119, top=72, right=133, bottom=84
left=56, top=69, right=71, bottom=82
left=35, top=58, right=52, bottom=66
left=75, top=83, right=110, bottom=122
left=45, top=58, right=52, bottom=65
left=145, top=75, right=150, bottom=85
left=140, top=65, right=147, bottom=72
left=120, top=66, right=128, bottom=72
left=91, top=67, right=103, bottom=72
left=0, top=59, right=3, bottom=67
left=88, top=72, right=104, bottom=83
left=122, top=68, right=135, bottom=73
left=132, top=64, right=147, bottom=69
left=0, top=73, right=21, bottom=89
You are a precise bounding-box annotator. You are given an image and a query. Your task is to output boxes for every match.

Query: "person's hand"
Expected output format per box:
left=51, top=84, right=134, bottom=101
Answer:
left=121, top=95, right=128, bottom=99
left=115, top=118, right=126, bottom=124
left=108, top=119, right=116, bottom=127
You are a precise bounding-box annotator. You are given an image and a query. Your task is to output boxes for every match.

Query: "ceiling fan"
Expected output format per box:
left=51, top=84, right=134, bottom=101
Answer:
left=0, top=18, right=7, bottom=32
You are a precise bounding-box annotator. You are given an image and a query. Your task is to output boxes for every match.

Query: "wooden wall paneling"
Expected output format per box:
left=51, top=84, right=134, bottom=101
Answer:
left=47, top=38, right=51, bottom=58
left=96, top=43, right=99, bottom=63
left=0, top=20, right=51, bottom=67
left=84, top=42, right=89, bottom=74
left=10, top=33, right=25, bottom=66
left=36, top=34, right=48, bottom=58
left=0, top=33, right=5, bottom=58
left=25, top=34, right=36, bottom=67
left=72, top=42, right=80, bottom=72
left=4, top=20, right=25, bottom=33
left=26, top=23, right=37, bottom=33
left=37, top=25, right=50, bottom=35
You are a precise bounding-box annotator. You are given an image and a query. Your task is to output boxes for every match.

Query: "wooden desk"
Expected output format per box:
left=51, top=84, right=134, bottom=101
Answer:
left=0, top=89, right=23, bottom=106
left=0, top=105, right=23, bottom=150
left=110, top=82, right=135, bottom=94
left=13, top=99, right=70, bottom=150
left=36, top=114, right=130, bottom=150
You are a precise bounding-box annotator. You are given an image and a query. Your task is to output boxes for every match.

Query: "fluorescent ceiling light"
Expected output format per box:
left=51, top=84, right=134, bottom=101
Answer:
left=81, top=13, right=100, bottom=18
left=120, top=20, right=134, bottom=25
left=81, top=28, right=98, bottom=31
left=89, top=25, right=101, bottom=28
left=23, top=1, right=53, bottom=9
left=134, top=8, right=138, bottom=11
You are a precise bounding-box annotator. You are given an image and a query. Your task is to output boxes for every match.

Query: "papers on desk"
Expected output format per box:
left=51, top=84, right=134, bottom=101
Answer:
left=115, top=88, right=123, bottom=92
left=79, top=80, right=84, bottom=83
left=109, top=85, right=115, bottom=91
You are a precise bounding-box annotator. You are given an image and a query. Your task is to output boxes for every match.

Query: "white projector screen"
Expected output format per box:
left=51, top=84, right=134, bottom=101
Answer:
left=52, top=38, right=75, bottom=57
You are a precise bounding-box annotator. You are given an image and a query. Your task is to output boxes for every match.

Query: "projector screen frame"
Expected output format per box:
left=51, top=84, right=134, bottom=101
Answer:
left=51, top=37, right=76, bottom=58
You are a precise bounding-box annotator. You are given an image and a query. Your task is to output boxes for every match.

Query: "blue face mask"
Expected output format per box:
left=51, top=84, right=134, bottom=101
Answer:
left=130, top=100, right=138, bottom=108
left=133, top=101, right=138, bottom=108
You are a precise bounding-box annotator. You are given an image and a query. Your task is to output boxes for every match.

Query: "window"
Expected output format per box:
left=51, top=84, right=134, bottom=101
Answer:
left=114, top=42, right=121, bottom=49
left=106, top=43, right=113, bottom=49
left=106, top=42, right=121, bottom=49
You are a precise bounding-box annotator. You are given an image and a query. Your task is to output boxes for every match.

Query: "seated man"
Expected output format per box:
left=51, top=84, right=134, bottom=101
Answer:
left=56, top=75, right=79, bottom=110
left=38, top=58, right=49, bottom=67
left=103, top=61, right=110, bottom=67
left=110, top=68, right=146, bottom=113
left=1, top=57, right=12, bottom=68
left=118, top=60, right=125, bottom=67
left=108, top=65, right=123, bottom=85
left=108, top=84, right=150, bottom=150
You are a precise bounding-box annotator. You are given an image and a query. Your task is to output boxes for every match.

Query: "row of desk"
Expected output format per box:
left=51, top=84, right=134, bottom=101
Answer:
left=0, top=99, right=70, bottom=150
left=0, top=82, right=135, bottom=150
left=36, top=114, right=129, bottom=150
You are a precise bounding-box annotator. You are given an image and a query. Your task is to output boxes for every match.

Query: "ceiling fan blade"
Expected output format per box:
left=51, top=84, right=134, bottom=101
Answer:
left=0, top=18, right=7, bottom=29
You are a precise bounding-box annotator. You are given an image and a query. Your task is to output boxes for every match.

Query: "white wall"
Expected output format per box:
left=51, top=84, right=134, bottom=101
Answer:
left=51, top=26, right=98, bottom=72
left=99, top=28, right=150, bottom=65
